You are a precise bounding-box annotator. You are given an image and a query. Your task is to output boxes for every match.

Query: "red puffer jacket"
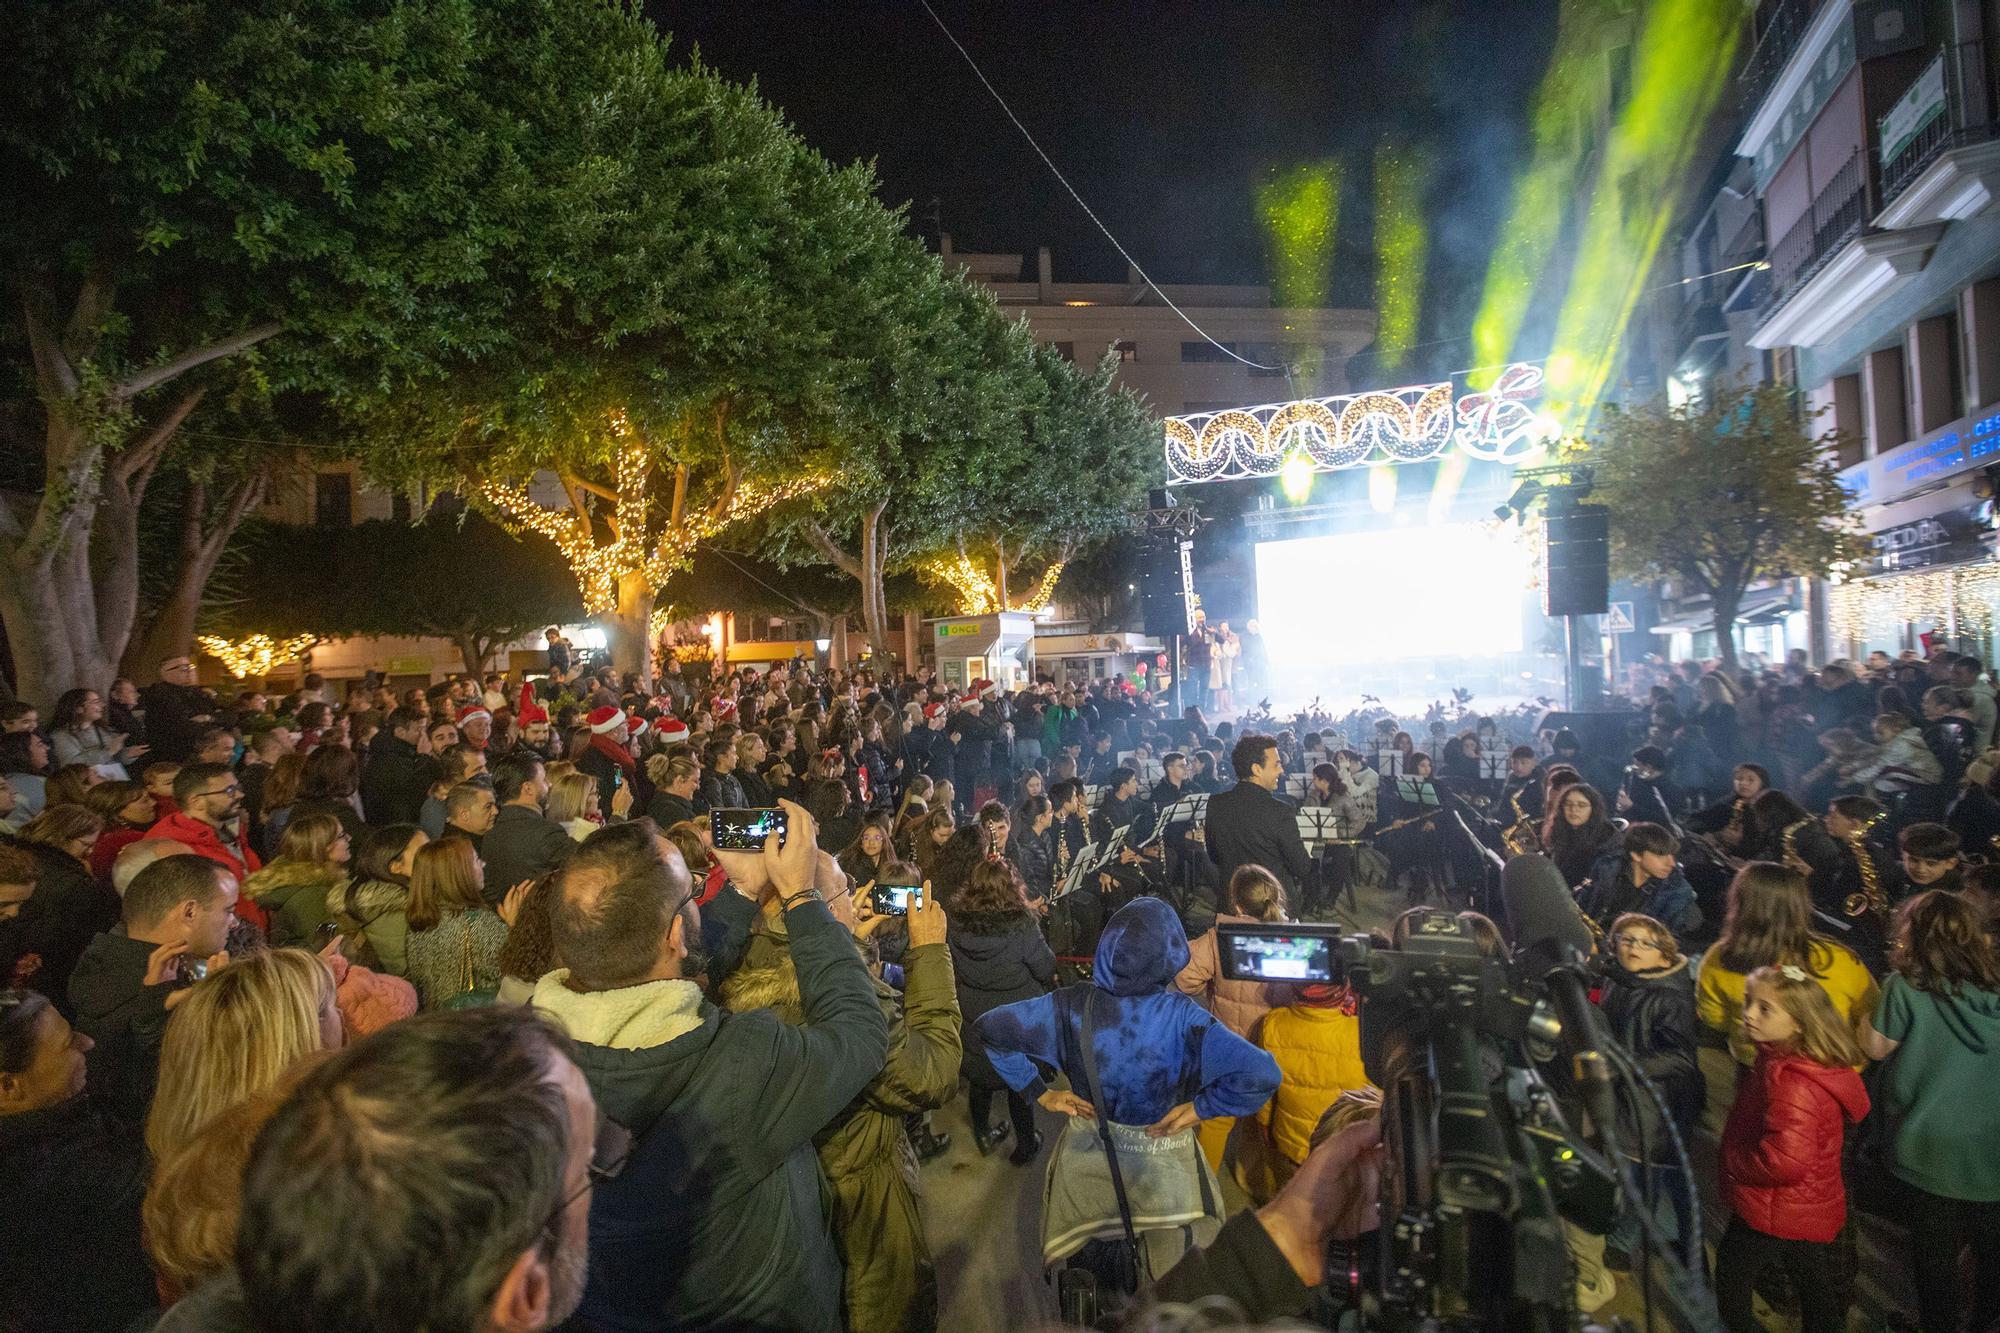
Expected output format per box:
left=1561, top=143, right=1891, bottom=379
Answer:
left=1720, top=1046, right=1869, bottom=1242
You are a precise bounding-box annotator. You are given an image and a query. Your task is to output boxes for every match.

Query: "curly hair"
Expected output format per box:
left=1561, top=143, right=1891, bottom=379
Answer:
left=1892, top=889, right=2000, bottom=995
left=954, top=856, right=1031, bottom=917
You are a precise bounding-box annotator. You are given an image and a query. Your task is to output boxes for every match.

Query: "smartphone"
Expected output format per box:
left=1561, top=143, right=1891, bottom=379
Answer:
left=711, top=807, right=788, bottom=852
left=870, top=882, right=923, bottom=916
left=1216, top=922, right=1346, bottom=983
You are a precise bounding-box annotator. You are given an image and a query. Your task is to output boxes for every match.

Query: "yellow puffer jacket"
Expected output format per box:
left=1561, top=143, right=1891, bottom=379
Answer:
left=1256, top=1003, right=1370, bottom=1165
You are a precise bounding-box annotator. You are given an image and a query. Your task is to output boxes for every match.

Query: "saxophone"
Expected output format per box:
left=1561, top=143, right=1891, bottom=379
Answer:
left=1501, top=785, right=1539, bottom=856
left=1840, top=812, right=1890, bottom=919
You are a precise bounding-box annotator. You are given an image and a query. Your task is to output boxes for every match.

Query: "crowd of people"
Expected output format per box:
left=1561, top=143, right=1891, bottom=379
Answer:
left=0, top=639, right=1995, bottom=1333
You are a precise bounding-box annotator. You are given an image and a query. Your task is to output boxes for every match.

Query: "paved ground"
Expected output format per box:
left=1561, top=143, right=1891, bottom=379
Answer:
left=917, top=870, right=1925, bottom=1332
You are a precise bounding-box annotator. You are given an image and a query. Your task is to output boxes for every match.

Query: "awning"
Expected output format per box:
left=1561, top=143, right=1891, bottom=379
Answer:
left=1648, top=594, right=1794, bottom=634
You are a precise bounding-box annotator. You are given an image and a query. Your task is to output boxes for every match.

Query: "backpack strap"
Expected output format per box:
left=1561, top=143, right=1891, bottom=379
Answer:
left=1070, top=987, right=1151, bottom=1281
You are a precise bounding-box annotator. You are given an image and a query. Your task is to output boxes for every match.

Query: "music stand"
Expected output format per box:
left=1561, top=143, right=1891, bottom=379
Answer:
left=1054, top=841, right=1099, bottom=899
left=1283, top=773, right=1311, bottom=800
left=1479, top=740, right=1510, bottom=782
left=1376, top=747, right=1406, bottom=778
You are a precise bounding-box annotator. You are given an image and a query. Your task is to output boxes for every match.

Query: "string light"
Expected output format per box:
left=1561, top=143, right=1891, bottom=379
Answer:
left=1828, top=565, right=2000, bottom=652
left=196, top=633, right=318, bottom=679
left=483, top=411, right=827, bottom=615
left=922, top=556, right=1067, bottom=615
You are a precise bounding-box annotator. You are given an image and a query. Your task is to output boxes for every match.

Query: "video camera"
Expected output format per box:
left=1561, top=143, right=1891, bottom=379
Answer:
left=1219, top=900, right=1719, bottom=1333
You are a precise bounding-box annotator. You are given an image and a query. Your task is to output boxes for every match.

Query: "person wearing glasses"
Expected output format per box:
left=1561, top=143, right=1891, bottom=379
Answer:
left=139, top=656, right=218, bottom=765
left=533, top=802, right=889, bottom=1333
left=144, top=762, right=263, bottom=886
left=233, top=1007, right=600, bottom=1333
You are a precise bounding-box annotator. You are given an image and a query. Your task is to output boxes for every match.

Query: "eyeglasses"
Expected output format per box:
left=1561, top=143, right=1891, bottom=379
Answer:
left=200, top=785, right=243, bottom=799
left=1609, top=933, right=1665, bottom=951
left=542, top=1106, right=635, bottom=1242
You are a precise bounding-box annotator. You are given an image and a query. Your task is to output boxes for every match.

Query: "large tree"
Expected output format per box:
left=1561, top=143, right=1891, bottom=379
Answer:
left=347, top=54, right=932, bottom=685
left=1, top=0, right=666, bottom=700
left=1578, top=381, right=1862, bottom=671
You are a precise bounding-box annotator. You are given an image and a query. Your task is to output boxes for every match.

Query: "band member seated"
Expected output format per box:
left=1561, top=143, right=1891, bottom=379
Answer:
left=1618, top=746, right=1679, bottom=829
left=1826, top=795, right=1895, bottom=971
left=1543, top=782, right=1619, bottom=889
left=1089, top=767, right=1149, bottom=846
left=1748, top=788, right=1842, bottom=916
left=1580, top=821, right=1701, bottom=941
left=1377, top=752, right=1448, bottom=892
left=1685, top=763, right=1770, bottom=859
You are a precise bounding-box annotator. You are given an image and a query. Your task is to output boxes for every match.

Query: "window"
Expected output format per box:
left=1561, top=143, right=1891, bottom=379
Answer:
left=1181, top=341, right=1240, bottom=363
left=1944, top=309, right=1966, bottom=422
left=314, top=472, right=352, bottom=528
left=1114, top=340, right=1138, bottom=362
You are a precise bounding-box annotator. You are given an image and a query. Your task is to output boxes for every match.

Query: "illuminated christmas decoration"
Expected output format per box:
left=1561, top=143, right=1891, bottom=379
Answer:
left=196, top=633, right=319, bottom=679
left=484, top=411, right=826, bottom=615
left=922, top=556, right=1067, bottom=616
left=1828, top=565, right=2000, bottom=651
left=1162, top=361, right=1552, bottom=484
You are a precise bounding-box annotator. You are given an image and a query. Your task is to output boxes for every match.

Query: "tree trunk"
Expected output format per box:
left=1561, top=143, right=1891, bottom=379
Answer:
left=605, top=569, right=657, bottom=688
left=1711, top=593, right=1742, bottom=675
left=993, top=541, right=1011, bottom=611
left=858, top=504, right=893, bottom=665
left=453, top=634, right=489, bottom=676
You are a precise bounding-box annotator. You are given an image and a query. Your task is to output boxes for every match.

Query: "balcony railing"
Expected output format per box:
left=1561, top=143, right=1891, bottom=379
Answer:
left=1740, top=0, right=1826, bottom=106
left=1762, top=150, right=1866, bottom=317
left=1880, top=42, right=1999, bottom=208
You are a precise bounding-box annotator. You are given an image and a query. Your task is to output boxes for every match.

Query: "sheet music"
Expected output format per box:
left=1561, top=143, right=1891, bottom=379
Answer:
left=1376, top=748, right=1405, bottom=778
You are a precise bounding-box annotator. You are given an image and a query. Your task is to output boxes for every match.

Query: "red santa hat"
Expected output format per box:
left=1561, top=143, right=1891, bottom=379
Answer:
left=515, top=683, right=548, bottom=726
left=656, top=718, right=690, bottom=745
left=980, top=679, right=1001, bottom=700
left=627, top=716, right=650, bottom=740
left=714, top=698, right=738, bottom=720
left=923, top=702, right=946, bottom=720
left=456, top=703, right=493, bottom=727
left=586, top=705, right=627, bottom=735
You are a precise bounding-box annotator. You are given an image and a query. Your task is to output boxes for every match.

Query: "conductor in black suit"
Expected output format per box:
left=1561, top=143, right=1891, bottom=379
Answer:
left=1204, top=733, right=1312, bottom=897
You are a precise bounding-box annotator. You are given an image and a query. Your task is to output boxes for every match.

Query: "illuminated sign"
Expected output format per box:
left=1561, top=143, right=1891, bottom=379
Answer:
left=937, top=623, right=982, bottom=638
left=1162, top=362, right=1550, bottom=484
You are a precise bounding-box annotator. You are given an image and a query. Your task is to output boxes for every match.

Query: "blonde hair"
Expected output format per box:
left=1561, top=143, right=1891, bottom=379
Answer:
left=543, top=760, right=576, bottom=786
left=1743, top=965, right=1863, bottom=1067
left=274, top=812, right=346, bottom=866
left=1227, top=864, right=1287, bottom=921
left=1310, top=1086, right=1384, bottom=1150
left=145, top=948, right=335, bottom=1160
left=1609, top=911, right=1683, bottom=965
left=545, top=771, right=598, bottom=825
left=144, top=1057, right=327, bottom=1297
left=406, top=835, right=486, bottom=932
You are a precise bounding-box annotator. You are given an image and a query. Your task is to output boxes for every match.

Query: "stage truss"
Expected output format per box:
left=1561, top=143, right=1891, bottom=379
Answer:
left=1162, top=362, right=1551, bottom=484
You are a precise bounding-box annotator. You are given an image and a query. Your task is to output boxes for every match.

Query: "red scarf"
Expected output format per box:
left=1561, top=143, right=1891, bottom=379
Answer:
left=588, top=732, right=638, bottom=784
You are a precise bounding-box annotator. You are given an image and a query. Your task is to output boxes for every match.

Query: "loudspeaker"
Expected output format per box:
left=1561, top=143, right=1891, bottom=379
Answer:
left=1544, top=505, right=1610, bottom=617
left=1141, top=540, right=1195, bottom=638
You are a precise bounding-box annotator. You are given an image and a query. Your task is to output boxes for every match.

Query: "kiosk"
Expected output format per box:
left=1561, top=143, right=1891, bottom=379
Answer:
left=928, top=612, right=1038, bottom=691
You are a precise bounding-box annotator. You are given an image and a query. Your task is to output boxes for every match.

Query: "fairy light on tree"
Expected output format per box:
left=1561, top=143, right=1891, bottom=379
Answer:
left=483, top=410, right=825, bottom=668
left=195, top=633, right=319, bottom=680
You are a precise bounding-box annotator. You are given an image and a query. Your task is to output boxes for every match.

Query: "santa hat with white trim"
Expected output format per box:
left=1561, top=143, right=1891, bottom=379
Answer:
left=586, top=705, right=627, bottom=734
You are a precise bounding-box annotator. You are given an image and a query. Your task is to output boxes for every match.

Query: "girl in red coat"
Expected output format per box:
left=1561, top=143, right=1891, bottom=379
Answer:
left=1716, top=963, right=1870, bottom=1333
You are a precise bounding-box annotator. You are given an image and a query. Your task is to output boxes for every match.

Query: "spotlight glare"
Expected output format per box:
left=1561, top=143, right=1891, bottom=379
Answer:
left=1279, top=451, right=1314, bottom=504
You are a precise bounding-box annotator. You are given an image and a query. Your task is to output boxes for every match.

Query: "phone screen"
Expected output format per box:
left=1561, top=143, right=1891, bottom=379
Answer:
left=711, top=807, right=788, bottom=852
left=870, top=883, right=922, bottom=916
left=1216, top=924, right=1342, bottom=983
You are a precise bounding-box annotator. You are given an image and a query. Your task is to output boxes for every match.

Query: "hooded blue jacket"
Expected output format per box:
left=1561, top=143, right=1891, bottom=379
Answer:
left=975, top=897, right=1279, bottom=1124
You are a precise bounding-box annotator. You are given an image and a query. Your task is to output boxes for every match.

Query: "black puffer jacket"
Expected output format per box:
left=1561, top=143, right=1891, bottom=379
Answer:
left=1596, top=956, right=1704, bottom=1162
left=7, top=837, right=120, bottom=1018
left=0, top=1094, right=155, bottom=1333
left=947, top=910, right=1054, bottom=1090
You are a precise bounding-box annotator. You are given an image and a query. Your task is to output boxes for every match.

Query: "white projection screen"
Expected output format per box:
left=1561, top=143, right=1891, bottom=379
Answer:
left=1253, top=523, right=1531, bottom=667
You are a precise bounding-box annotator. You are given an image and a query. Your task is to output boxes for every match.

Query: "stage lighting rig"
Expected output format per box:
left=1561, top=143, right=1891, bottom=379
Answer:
left=1492, top=463, right=1594, bottom=521
left=1137, top=487, right=1210, bottom=540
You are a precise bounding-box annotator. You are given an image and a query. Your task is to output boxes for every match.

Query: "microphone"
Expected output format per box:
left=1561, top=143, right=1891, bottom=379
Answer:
left=1501, top=853, right=1594, bottom=965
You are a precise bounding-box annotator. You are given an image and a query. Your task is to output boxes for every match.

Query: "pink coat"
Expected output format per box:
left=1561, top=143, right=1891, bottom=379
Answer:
left=1176, top=914, right=1295, bottom=1040
left=326, top=951, right=417, bottom=1039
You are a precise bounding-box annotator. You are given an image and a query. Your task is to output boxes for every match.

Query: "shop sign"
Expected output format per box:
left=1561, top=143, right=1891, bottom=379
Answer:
left=937, top=623, right=982, bottom=638
left=1880, top=51, right=1945, bottom=169
left=1862, top=505, right=1996, bottom=576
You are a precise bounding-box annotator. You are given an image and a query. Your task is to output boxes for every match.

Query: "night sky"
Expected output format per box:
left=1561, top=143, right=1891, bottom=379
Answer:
left=648, top=0, right=1562, bottom=377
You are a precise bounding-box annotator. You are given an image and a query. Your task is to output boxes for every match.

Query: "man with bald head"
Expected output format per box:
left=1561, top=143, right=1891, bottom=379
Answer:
left=531, top=799, right=887, bottom=1333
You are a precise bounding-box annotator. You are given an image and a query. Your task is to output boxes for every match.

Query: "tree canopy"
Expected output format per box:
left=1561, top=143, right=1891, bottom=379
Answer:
left=1575, top=380, right=1862, bottom=669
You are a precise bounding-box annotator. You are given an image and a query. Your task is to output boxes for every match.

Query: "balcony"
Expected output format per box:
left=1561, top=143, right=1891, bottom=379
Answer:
left=1752, top=149, right=1947, bottom=349
left=1740, top=0, right=1827, bottom=106
left=1763, top=151, right=1867, bottom=313
left=1876, top=42, right=2000, bottom=229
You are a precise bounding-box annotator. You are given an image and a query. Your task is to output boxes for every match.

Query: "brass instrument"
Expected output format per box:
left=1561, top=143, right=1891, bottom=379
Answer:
left=1501, top=785, right=1540, bottom=856
left=1720, top=798, right=1748, bottom=853
left=1840, top=812, right=1890, bottom=920
left=1779, top=818, right=1812, bottom=878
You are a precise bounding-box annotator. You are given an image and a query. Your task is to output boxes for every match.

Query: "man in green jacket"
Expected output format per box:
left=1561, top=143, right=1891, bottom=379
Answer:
left=722, top=864, right=962, bottom=1333
left=534, top=800, right=888, bottom=1333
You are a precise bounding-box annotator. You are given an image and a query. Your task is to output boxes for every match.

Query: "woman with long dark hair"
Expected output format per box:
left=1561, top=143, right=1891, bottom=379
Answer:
left=1747, top=788, right=1841, bottom=917
left=948, top=857, right=1055, bottom=1162
left=1543, top=783, right=1619, bottom=889
left=837, top=813, right=896, bottom=892
left=290, top=744, right=366, bottom=844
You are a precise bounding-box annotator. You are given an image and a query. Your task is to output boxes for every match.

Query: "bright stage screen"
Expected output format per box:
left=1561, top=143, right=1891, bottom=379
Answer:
left=1254, top=523, right=1531, bottom=664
